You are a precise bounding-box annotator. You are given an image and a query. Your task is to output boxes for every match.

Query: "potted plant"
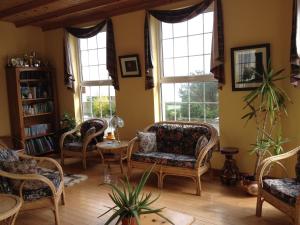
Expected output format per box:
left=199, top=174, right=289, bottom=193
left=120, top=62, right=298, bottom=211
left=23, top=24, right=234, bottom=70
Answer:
left=99, top=167, right=174, bottom=225
left=241, top=63, right=291, bottom=195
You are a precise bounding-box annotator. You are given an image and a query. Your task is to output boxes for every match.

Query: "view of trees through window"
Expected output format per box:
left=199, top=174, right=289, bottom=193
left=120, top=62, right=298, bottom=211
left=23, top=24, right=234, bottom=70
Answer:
left=160, top=12, right=219, bottom=129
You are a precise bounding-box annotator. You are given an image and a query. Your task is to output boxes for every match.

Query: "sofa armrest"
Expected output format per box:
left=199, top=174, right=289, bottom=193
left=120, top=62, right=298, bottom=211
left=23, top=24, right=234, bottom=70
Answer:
left=127, top=137, right=139, bottom=160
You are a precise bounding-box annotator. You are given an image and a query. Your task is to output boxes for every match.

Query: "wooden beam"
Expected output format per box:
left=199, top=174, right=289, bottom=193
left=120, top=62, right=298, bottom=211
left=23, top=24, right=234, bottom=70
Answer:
left=0, top=0, right=58, bottom=19
left=15, top=0, right=122, bottom=27
left=41, top=0, right=187, bottom=31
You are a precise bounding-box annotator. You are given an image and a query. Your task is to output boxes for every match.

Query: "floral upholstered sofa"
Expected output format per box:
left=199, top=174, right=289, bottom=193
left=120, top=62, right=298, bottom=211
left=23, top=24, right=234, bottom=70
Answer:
left=127, top=121, right=219, bottom=195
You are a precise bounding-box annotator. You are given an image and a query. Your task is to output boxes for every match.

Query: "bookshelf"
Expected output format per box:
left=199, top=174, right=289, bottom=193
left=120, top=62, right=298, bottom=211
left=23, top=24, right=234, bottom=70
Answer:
left=6, top=67, right=59, bottom=156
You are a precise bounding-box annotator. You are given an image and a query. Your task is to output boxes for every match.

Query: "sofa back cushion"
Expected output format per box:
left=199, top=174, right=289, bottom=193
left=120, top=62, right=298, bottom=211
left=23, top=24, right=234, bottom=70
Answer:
left=148, top=123, right=211, bottom=156
left=80, top=119, right=106, bottom=144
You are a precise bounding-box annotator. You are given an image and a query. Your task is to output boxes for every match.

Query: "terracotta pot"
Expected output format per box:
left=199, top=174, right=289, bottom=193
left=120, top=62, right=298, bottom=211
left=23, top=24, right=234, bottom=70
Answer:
left=240, top=176, right=258, bottom=196
left=122, top=217, right=138, bottom=225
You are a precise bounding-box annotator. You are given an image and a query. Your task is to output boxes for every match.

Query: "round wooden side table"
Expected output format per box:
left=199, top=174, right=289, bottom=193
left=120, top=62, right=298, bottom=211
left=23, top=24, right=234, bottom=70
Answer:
left=220, top=147, right=240, bottom=185
left=96, top=140, right=129, bottom=175
left=0, top=194, right=22, bottom=225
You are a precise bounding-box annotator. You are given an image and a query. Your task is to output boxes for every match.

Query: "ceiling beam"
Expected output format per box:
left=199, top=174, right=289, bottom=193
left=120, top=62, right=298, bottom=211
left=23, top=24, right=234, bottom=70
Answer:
left=0, top=0, right=58, bottom=19
left=15, top=0, right=122, bottom=27
left=41, top=0, right=186, bottom=31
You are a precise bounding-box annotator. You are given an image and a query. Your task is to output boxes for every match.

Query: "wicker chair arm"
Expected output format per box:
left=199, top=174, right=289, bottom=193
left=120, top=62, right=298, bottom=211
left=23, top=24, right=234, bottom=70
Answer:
left=18, top=154, right=64, bottom=181
left=257, top=146, right=300, bottom=185
left=0, top=170, right=57, bottom=197
left=127, top=137, right=139, bottom=160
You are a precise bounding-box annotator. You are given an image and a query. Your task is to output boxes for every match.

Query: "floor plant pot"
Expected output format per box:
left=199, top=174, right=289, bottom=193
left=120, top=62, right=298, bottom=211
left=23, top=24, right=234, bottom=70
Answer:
left=240, top=175, right=258, bottom=196
left=122, top=217, right=138, bottom=225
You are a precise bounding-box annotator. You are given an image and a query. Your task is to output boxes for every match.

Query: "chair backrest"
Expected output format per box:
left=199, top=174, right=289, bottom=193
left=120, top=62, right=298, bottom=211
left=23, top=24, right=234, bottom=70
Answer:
left=147, top=121, right=214, bottom=156
left=80, top=118, right=108, bottom=143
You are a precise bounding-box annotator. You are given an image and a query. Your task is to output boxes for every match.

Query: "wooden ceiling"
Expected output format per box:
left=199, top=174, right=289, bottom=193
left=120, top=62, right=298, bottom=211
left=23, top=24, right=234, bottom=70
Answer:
left=0, top=0, right=186, bottom=31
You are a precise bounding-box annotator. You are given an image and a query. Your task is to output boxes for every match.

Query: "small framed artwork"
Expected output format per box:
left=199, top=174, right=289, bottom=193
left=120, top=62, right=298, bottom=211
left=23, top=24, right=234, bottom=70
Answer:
left=119, top=54, right=141, bottom=78
left=231, top=43, right=270, bottom=91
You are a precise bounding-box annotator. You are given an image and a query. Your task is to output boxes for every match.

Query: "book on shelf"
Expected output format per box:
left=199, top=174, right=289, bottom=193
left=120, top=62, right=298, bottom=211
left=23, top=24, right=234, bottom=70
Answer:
left=20, top=71, right=50, bottom=80
left=25, top=136, right=55, bottom=155
left=24, top=123, right=51, bottom=137
left=23, top=101, right=53, bottom=116
left=20, top=86, right=50, bottom=99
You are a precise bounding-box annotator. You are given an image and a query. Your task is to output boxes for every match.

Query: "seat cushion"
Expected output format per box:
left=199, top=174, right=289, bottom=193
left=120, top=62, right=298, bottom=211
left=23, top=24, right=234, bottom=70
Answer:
left=148, top=123, right=210, bottom=156
left=19, top=168, right=61, bottom=201
left=131, top=151, right=196, bottom=169
left=64, top=142, right=96, bottom=151
left=263, top=178, right=300, bottom=206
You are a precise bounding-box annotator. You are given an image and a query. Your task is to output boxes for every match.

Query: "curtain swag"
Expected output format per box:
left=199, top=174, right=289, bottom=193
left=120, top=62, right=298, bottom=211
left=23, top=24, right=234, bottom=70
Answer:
left=64, top=18, right=119, bottom=90
left=144, top=0, right=224, bottom=89
left=290, top=0, right=300, bottom=86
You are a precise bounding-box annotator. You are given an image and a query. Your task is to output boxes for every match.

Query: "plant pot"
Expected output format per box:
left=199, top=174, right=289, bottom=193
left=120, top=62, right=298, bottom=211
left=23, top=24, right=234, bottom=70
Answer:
left=122, top=217, right=138, bottom=225
left=240, top=175, right=258, bottom=196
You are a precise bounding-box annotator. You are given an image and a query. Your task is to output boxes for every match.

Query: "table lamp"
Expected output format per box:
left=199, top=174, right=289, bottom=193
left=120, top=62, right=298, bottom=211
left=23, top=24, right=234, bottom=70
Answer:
left=110, top=115, right=124, bottom=143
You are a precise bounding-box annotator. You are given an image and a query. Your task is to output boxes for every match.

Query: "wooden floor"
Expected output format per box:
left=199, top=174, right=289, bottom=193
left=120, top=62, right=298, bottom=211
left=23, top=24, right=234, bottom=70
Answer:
left=16, top=159, right=291, bottom=225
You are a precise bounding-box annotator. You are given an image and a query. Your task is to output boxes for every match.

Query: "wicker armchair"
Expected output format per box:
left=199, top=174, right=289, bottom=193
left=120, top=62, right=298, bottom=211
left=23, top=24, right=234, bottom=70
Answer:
left=0, top=149, right=65, bottom=225
left=127, top=121, right=219, bottom=196
left=256, top=146, right=300, bottom=225
left=60, top=118, right=108, bottom=169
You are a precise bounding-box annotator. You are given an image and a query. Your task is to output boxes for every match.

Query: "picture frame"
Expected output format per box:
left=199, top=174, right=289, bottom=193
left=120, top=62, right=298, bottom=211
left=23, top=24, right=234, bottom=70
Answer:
left=119, top=54, right=141, bottom=78
left=231, top=43, right=270, bottom=91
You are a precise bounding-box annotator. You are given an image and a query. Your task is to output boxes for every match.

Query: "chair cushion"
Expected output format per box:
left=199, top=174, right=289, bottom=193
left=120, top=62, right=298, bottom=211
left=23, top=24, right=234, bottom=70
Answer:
left=80, top=119, right=105, bottom=144
left=263, top=178, right=300, bottom=206
left=131, top=151, right=196, bottom=169
left=19, top=167, right=61, bottom=201
left=64, top=142, right=96, bottom=151
left=137, top=132, right=157, bottom=153
left=148, top=124, right=211, bottom=156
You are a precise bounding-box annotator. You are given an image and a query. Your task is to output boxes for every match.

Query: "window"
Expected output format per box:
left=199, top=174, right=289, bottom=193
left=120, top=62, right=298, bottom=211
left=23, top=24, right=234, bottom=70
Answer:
left=160, top=12, right=219, bottom=129
left=78, top=31, right=116, bottom=121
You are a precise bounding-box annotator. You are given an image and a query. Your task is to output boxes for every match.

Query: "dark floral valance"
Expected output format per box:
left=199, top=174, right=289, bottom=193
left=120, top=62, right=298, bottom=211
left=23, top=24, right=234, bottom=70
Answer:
left=144, top=0, right=224, bottom=89
left=290, top=0, right=300, bottom=86
left=64, top=18, right=119, bottom=90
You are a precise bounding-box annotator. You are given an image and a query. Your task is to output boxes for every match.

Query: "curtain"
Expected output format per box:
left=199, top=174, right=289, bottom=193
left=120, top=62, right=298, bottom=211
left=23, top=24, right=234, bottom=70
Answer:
left=290, top=0, right=300, bottom=86
left=64, top=19, right=119, bottom=90
left=144, top=0, right=224, bottom=89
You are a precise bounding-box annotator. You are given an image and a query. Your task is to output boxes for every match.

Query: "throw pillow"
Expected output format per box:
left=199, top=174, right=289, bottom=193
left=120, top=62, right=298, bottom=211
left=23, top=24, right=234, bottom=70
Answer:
left=137, top=132, right=157, bottom=153
left=195, top=136, right=209, bottom=158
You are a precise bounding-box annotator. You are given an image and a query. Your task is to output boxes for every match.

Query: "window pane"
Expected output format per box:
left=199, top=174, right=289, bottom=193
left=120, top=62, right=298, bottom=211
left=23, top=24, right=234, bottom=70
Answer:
left=88, top=36, right=97, bottom=49
left=176, top=83, right=188, bottom=103
left=80, top=51, right=88, bottom=66
left=188, top=35, right=203, bottom=56
left=80, top=39, right=87, bottom=50
left=97, top=32, right=106, bottom=48
left=173, top=21, right=187, bottom=37
left=188, top=14, right=203, bottom=35
left=189, top=56, right=204, bottom=76
left=99, top=65, right=109, bottom=80
left=82, top=66, right=89, bottom=81
left=190, top=83, right=204, bottom=102
left=174, top=37, right=187, bottom=57
left=204, top=12, right=214, bottom=33
left=204, top=33, right=212, bottom=54
left=162, top=22, right=173, bottom=39
left=205, top=82, right=218, bottom=102
left=163, top=39, right=173, bottom=58
left=163, top=58, right=174, bottom=77
left=88, top=50, right=98, bottom=66
left=205, top=103, right=218, bottom=120
left=161, top=83, right=174, bottom=103
left=177, top=103, right=189, bottom=121
left=89, top=66, right=99, bottom=81
left=204, top=55, right=211, bottom=74
left=161, top=83, right=175, bottom=121
left=190, top=103, right=204, bottom=121
left=98, top=48, right=106, bottom=65
left=174, top=57, right=188, bottom=76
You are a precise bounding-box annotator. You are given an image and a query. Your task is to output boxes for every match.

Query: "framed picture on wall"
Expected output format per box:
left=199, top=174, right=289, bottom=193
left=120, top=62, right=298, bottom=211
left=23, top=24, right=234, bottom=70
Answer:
left=231, top=43, right=270, bottom=91
left=119, top=54, right=141, bottom=78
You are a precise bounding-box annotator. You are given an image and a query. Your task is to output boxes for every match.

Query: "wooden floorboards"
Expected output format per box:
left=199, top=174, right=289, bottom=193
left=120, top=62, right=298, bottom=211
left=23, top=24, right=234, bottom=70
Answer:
left=15, top=160, right=291, bottom=225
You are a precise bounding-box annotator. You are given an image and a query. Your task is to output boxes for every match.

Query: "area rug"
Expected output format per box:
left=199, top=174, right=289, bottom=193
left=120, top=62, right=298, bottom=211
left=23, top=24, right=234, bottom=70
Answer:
left=63, top=173, right=88, bottom=187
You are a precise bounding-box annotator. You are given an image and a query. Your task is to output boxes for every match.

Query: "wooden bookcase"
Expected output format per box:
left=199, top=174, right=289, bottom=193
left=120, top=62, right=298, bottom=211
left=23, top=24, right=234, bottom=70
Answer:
left=6, top=67, right=59, bottom=156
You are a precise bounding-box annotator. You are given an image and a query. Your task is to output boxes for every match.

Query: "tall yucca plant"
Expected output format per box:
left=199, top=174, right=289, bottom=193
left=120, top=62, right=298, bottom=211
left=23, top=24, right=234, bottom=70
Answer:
left=99, top=166, right=174, bottom=225
left=242, top=63, right=291, bottom=177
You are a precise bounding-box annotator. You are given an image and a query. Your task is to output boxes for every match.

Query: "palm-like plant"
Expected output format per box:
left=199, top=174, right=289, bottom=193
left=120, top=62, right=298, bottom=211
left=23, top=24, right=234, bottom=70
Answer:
left=99, top=167, right=174, bottom=225
left=242, top=63, right=291, bottom=177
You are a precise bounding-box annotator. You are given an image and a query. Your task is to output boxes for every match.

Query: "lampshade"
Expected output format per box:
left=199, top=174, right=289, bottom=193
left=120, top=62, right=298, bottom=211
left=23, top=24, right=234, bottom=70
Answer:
left=110, top=115, right=124, bottom=129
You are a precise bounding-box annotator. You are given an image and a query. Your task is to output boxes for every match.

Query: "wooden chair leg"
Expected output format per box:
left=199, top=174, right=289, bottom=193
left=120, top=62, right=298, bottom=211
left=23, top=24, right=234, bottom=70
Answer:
left=53, top=199, right=61, bottom=225
left=157, top=173, right=162, bottom=189
left=196, top=175, right=201, bottom=196
left=256, top=191, right=263, bottom=217
left=120, top=158, right=124, bottom=175
left=61, top=189, right=66, bottom=206
left=294, top=202, right=300, bottom=225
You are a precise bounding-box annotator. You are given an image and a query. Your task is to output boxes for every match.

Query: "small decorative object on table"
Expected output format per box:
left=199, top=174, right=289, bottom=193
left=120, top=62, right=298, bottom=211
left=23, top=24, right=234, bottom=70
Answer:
left=110, top=115, right=124, bottom=143
left=119, top=54, right=141, bottom=78
left=220, top=147, right=240, bottom=185
left=0, top=194, right=22, bottom=225
left=98, top=166, right=174, bottom=225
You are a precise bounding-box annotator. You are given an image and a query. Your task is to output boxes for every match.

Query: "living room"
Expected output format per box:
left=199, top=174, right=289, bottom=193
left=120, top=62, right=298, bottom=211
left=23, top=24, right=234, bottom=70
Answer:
left=0, top=0, right=298, bottom=224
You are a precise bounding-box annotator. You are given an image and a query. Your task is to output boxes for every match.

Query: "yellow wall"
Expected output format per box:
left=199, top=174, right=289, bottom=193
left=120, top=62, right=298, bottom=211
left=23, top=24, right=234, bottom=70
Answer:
left=0, top=0, right=297, bottom=174
left=0, top=21, right=45, bottom=136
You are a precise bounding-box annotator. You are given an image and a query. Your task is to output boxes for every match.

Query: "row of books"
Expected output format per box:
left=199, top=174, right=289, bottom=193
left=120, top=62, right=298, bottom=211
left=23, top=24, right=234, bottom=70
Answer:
left=24, top=123, right=51, bottom=137
left=23, top=101, right=53, bottom=116
left=25, top=136, right=55, bottom=155
left=20, top=71, right=50, bottom=80
left=20, top=86, right=49, bottom=99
